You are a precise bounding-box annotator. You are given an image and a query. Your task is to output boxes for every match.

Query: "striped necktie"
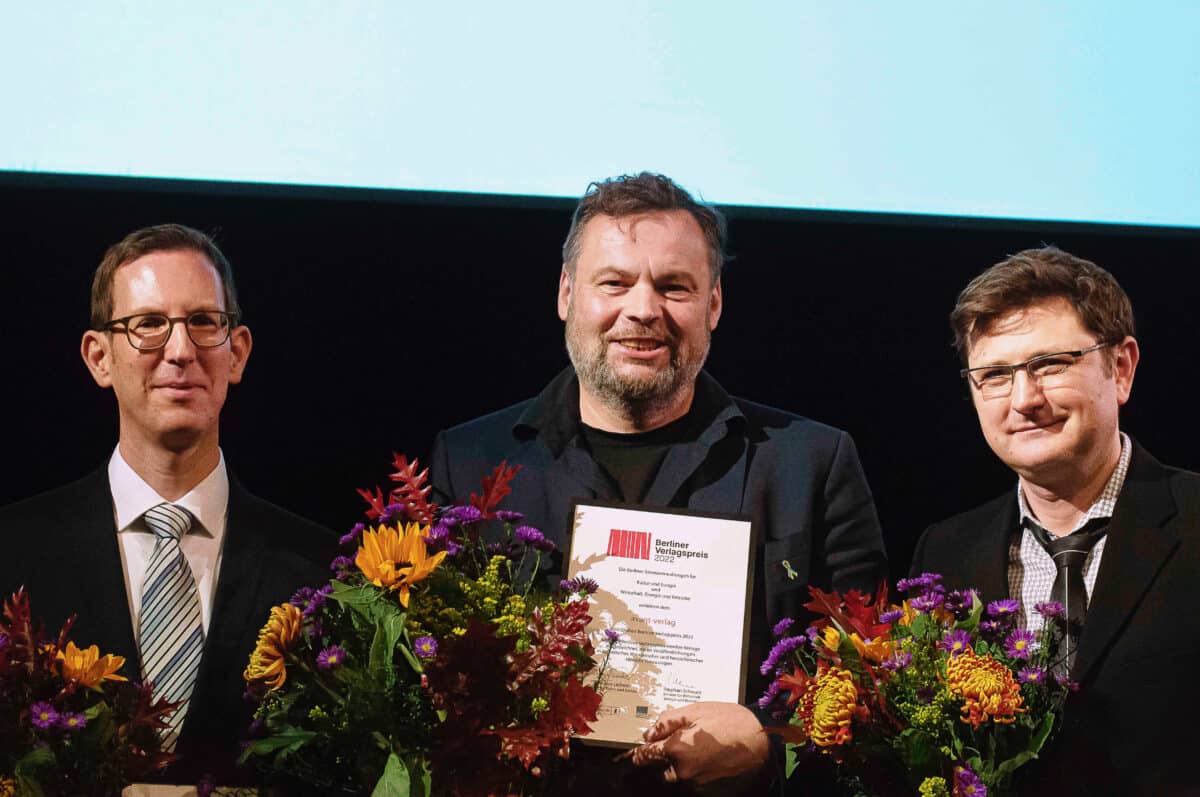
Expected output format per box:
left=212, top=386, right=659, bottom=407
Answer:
left=139, top=502, right=204, bottom=752
left=1027, top=517, right=1108, bottom=673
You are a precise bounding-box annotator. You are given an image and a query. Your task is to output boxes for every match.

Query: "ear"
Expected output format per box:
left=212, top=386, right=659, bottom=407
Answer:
left=227, top=325, right=253, bottom=384
left=1113, top=335, right=1139, bottom=405
left=557, top=267, right=572, bottom=322
left=81, top=330, right=114, bottom=388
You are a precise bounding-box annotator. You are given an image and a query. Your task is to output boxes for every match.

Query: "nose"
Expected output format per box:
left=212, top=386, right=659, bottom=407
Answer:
left=623, top=280, right=663, bottom=326
left=161, top=318, right=197, bottom=363
left=1008, top=368, right=1045, bottom=413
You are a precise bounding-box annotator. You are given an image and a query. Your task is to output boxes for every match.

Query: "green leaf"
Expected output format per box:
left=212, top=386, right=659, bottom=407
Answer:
left=992, top=711, right=1057, bottom=781
left=14, top=772, right=47, bottom=797
left=371, top=752, right=412, bottom=797
left=784, top=742, right=802, bottom=779
left=369, top=611, right=409, bottom=687
left=237, top=729, right=318, bottom=764
left=328, top=580, right=380, bottom=607
left=14, top=745, right=55, bottom=775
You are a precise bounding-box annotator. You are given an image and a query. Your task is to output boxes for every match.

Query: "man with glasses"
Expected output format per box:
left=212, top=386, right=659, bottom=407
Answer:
left=0, top=224, right=331, bottom=784
left=910, top=245, right=1200, bottom=794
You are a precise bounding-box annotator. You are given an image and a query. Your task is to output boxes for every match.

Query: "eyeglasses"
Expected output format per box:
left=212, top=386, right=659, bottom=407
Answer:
left=961, top=342, right=1112, bottom=399
left=101, top=311, right=237, bottom=351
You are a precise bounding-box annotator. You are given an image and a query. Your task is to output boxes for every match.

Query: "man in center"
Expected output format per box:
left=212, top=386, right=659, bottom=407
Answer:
left=431, top=172, right=886, bottom=791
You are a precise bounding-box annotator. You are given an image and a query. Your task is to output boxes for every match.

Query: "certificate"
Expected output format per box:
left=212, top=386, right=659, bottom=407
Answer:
left=566, top=500, right=755, bottom=747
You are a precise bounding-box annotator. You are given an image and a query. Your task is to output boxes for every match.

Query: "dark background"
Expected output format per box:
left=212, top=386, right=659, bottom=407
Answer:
left=2, top=173, right=1197, bottom=583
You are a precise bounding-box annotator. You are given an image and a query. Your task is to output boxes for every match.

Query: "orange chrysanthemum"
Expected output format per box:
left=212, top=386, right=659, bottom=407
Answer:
left=356, top=522, right=447, bottom=607
left=794, top=665, right=861, bottom=749
left=945, top=648, right=1026, bottom=728
left=56, top=641, right=127, bottom=688
left=243, top=603, right=303, bottom=691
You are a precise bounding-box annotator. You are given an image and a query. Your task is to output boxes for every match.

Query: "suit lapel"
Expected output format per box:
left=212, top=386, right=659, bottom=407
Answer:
left=65, top=469, right=139, bottom=668
left=961, top=500, right=1013, bottom=603
left=1073, top=445, right=1179, bottom=679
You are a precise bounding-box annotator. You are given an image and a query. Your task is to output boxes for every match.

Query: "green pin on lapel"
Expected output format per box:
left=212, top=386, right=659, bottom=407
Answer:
left=781, top=559, right=799, bottom=580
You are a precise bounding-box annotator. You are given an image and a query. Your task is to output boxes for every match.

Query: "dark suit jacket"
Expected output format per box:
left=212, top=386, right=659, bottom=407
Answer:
left=0, top=467, right=333, bottom=786
left=431, top=368, right=887, bottom=694
left=911, top=442, right=1200, bottom=795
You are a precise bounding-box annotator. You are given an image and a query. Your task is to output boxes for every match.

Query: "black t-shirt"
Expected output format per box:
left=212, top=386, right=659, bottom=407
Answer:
left=579, top=406, right=705, bottom=504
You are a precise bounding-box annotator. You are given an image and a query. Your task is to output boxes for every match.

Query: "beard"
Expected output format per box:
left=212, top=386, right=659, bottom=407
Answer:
left=564, top=307, right=710, bottom=420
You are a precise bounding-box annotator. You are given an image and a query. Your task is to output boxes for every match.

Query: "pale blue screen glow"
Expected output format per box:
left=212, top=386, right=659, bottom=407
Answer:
left=4, top=2, right=1198, bottom=226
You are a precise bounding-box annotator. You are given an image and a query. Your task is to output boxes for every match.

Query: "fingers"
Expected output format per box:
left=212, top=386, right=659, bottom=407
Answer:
left=643, top=713, right=690, bottom=742
left=629, top=739, right=670, bottom=767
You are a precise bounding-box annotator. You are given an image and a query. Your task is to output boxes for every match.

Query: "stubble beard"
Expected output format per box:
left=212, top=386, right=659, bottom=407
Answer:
left=564, top=306, right=710, bottom=424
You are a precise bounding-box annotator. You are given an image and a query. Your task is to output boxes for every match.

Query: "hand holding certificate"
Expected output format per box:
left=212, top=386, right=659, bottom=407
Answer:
left=566, top=501, right=755, bottom=746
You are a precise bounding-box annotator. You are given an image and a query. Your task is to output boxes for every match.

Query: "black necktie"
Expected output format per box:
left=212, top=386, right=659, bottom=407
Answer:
left=1026, top=517, right=1108, bottom=673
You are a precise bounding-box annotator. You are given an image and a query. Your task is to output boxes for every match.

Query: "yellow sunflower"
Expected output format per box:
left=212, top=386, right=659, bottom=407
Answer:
left=56, top=641, right=127, bottom=688
left=356, top=522, right=447, bottom=607
left=243, top=603, right=303, bottom=691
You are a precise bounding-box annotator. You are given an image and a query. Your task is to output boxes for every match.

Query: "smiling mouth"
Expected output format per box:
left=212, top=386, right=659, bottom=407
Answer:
left=1012, top=419, right=1065, bottom=433
left=614, top=339, right=665, bottom=351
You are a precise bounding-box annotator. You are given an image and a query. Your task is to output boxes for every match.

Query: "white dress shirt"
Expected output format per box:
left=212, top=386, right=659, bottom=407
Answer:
left=109, top=447, right=229, bottom=643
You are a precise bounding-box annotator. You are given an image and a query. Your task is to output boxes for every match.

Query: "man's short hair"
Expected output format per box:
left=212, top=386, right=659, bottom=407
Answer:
left=950, top=245, right=1135, bottom=363
left=89, top=224, right=240, bottom=330
left=561, top=172, right=728, bottom=283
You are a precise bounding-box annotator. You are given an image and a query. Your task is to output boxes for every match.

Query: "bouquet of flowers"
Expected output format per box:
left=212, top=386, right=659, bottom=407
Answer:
left=759, top=573, right=1074, bottom=797
left=241, top=455, right=611, bottom=796
left=0, top=588, right=178, bottom=797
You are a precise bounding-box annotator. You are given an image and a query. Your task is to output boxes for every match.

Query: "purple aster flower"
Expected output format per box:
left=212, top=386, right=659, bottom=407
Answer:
left=303, top=583, right=334, bottom=618
left=444, top=505, right=483, bottom=524
left=485, top=541, right=506, bottom=556
left=882, top=650, right=913, bottom=671
left=339, top=522, right=366, bottom=546
left=1035, top=601, right=1065, bottom=619
left=987, top=599, right=1020, bottom=618
left=757, top=678, right=783, bottom=710
left=197, top=778, right=216, bottom=797
left=954, top=765, right=987, bottom=797
left=494, top=510, right=525, bottom=523
left=289, top=586, right=316, bottom=607
left=30, top=701, right=58, bottom=729
left=309, top=616, right=325, bottom=640
left=515, top=525, right=555, bottom=552
left=562, top=576, right=599, bottom=595
left=944, top=590, right=978, bottom=620
left=604, top=628, right=620, bottom=643
left=1054, top=672, right=1080, bottom=691
left=910, top=593, right=944, bottom=613
left=1004, top=629, right=1038, bottom=660
left=414, top=636, right=438, bottom=659
left=445, top=541, right=463, bottom=557
left=330, top=554, right=355, bottom=571
left=316, top=645, right=347, bottom=670
left=246, top=717, right=266, bottom=738
left=879, top=609, right=904, bottom=624
left=59, top=712, right=87, bottom=731
left=427, top=523, right=450, bottom=542
left=773, top=617, right=795, bottom=637
left=897, top=573, right=943, bottom=594
left=939, top=629, right=972, bottom=657
left=1018, top=666, right=1046, bottom=684
left=804, top=626, right=820, bottom=644
left=978, top=619, right=1005, bottom=639
left=379, top=503, right=407, bottom=525
left=760, top=636, right=805, bottom=676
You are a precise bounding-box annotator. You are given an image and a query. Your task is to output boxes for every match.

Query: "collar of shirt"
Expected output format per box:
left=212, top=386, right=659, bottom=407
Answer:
left=108, top=447, right=229, bottom=539
left=1016, top=431, right=1132, bottom=533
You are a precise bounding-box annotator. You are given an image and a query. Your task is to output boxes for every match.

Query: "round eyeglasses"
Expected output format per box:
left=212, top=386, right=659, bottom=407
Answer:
left=101, top=311, right=237, bottom=351
left=960, top=342, right=1112, bottom=399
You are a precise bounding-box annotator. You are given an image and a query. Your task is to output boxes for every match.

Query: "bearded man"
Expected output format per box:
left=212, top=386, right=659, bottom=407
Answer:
left=430, top=172, right=886, bottom=794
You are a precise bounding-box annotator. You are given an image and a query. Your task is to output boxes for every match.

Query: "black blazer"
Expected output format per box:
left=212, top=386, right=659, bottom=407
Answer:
left=0, top=467, right=334, bottom=785
left=911, top=442, right=1200, bottom=795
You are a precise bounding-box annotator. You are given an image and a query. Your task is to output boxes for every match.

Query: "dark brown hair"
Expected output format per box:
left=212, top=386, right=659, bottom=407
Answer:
left=90, top=224, right=240, bottom=330
left=561, top=172, right=727, bottom=283
left=950, top=245, right=1134, bottom=363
